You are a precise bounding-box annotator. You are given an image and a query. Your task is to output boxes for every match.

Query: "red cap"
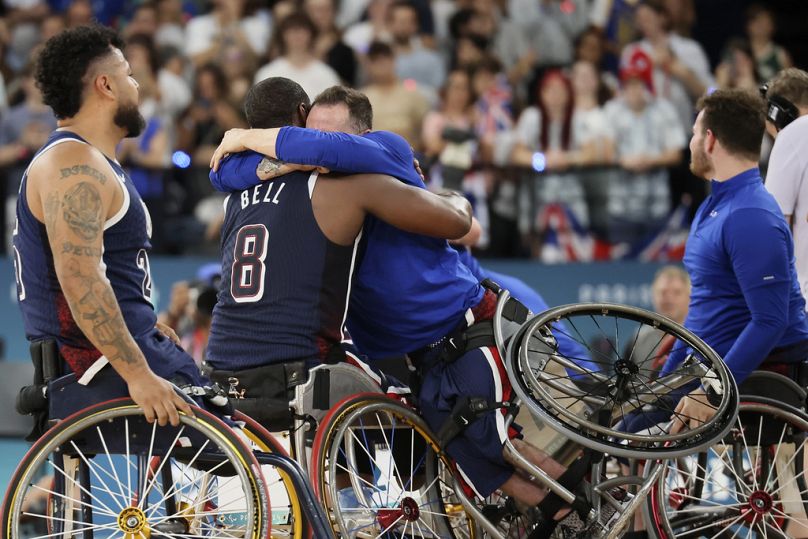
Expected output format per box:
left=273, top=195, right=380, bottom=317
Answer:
left=620, top=49, right=654, bottom=94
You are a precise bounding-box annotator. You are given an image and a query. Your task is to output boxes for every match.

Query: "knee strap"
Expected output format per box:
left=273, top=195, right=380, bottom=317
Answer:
left=436, top=396, right=514, bottom=448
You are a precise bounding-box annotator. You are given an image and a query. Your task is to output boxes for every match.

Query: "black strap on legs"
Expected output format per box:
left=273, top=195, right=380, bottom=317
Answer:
left=436, top=396, right=513, bottom=448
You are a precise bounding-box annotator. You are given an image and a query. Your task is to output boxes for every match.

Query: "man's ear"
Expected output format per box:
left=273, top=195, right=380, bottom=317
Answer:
left=297, top=102, right=309, bottom=126
left=705, top=128, right=717, bottom=154
left=93, top=73, right=115, bottom=101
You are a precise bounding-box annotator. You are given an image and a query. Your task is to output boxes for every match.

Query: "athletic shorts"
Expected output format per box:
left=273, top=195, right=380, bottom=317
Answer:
left=418, top=344, right=519, bottom=498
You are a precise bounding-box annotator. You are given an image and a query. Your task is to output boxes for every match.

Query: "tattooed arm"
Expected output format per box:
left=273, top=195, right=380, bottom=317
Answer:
left=27, top=143, right=193, bottom=426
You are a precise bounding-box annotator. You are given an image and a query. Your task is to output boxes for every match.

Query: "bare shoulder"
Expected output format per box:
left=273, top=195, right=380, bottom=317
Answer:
left=28, top=139, right=117, bottom=192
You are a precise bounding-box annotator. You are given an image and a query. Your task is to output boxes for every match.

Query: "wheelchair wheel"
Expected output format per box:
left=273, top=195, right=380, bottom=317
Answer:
left=508, top=303, right=738, bottom=459
left=1, top=398, right=270, bottom=539
left=235, top=411, right=304, bottom=538
left=648, top=397, right=808, bottom=539
left=310, top=393, right=476, bottom=538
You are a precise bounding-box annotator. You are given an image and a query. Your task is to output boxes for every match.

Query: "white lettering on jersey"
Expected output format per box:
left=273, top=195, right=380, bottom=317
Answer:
left=239, top=182, right=286, bottom=210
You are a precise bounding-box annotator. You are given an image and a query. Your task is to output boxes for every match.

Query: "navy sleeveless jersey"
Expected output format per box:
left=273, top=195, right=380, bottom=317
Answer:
left=13, top=130, right=203, bottom=385
left=206, top=172, right=359, bottom=369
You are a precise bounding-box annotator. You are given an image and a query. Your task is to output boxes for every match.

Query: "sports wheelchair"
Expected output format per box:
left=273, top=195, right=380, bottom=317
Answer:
left=304, top=289, right=742, bottom=539
left=646, top=370, right=808, bottom=538
left=1, top=352, right=334, bottom=539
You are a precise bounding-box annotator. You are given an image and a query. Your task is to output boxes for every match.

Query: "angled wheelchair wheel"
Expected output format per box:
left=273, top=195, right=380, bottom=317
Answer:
left=508, top=303, right=738, bottom=459
left=1, top=398, right=270, bottom=539
left=235, top=411, right=304, bottom=539
left=648, top=397, right=808, bottom=539
left=310, top=393, right=477, bottom=538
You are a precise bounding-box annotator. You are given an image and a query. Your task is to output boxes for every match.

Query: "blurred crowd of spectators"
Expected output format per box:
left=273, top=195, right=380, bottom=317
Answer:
left=0, top=0, right=798, bottom=259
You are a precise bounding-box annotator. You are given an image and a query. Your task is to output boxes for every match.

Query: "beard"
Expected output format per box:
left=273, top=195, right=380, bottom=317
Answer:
left=689, top=144, right=713, bottom=179
left=113, top=102, right=146, bottom=138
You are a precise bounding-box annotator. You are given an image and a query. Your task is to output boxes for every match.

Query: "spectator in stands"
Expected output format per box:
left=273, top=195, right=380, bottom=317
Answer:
left=574, top=26, right=618, bottom=93
left=663, top=0, right=695, bottom=37
left=471, top=56, right=513, bottom=166
left=178, top=63, right=246, bottom=167
left=184, top=0, right=269, bottom=67
left=628, top=265, right=690, bottom=372
left=154, top=0, right=186, bottom=50
left=65, top=0, right=93, bottom=28
left=602, top=60, right=685, bottom=245
left=343, top=0, right=392, bottom=55
left=422, top=69, right=478, bottom=189
left=389, top=0, right=445, bottom=92
left=746, top=4, right=792, bottom=83
left=622, top=0, right=713, bottom=137
left=571, top=60, right=615, bottom=238
left=422, top=69, right=491, bottom=243
left=509, top=0, right=589, bottom=68
left=714, top=39, right=760, bottom=92
left=157, top=47, right=192, bottom=120
left=124, top=2, right=158, bottom=40
left=466, top=0, right=533, bottom=86
left=305, top=0, right=358, bottom=85
left=5, top=0, right=49, bottom=73
left=362, top=41, right=430, bottom=148
left=254, top=12, right=340, bottom=100
left=512, top=69, right=590, bottom=257
left=0, top=65, right=56, bottom=169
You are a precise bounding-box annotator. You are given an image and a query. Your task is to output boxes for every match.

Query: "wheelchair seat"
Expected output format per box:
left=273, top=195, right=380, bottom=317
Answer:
left=738, top=369, right=806, bottom=409
left=47, top=368, right=128, bottom=420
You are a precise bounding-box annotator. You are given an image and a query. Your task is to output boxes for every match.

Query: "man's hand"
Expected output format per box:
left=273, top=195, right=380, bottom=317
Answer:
left=210, top=128, right=250, bottom=171
left=127, top=372, right=194, bottom=427
left=155, top=321, right=181, bottom=345
left=669, top=388, right=717, bottom=434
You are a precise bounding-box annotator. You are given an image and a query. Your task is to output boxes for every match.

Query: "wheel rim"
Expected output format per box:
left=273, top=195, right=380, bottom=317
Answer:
left=509, top=303, right=738, bottom=458
left=652, top=400, right=808, bottom=538
left=6, top=404, right=265, bottom=539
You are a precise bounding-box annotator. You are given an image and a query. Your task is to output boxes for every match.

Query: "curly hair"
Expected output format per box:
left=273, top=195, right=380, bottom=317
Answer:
left=35, top=25, right=124, bottom=119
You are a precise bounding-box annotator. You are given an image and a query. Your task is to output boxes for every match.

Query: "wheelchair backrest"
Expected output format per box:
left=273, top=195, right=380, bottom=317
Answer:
left=493, top=288, right=531, bottom=358
left=739, top=370, right=806, bottom=410
left=291, top=363, right=383, bottom=424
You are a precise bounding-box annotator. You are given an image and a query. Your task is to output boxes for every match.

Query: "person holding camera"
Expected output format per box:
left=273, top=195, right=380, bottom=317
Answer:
left=763, top=68, right=808, bottom=309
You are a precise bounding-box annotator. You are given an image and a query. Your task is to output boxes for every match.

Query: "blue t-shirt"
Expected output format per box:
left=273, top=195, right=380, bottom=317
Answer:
left=210, top=128, right=483, bottom=358
left=663, top=168, right=808, bottom=383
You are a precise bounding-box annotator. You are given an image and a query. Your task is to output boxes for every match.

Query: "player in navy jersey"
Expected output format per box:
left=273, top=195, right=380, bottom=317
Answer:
left=13, top=25, right=195, bottom=427
left=210, top=86, right=606, bottom=536
left=205, top=78, right=472, bottom=429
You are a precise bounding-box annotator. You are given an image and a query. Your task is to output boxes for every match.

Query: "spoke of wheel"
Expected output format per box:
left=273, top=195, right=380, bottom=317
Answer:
left=144, top=439, right=211, bottom=518
left=750, top=415, right=763, bottom=492
left=140, top=426, right=186, bottom=507
left=625, top=320, right=644, bottom=367
left=336, top=461, right=383, bottom=497
left=709, top=441, right=754, bottom=498
left=47, top=455, right=119, bottom=516
left=768, top=506, right=808, bottom=533
left=417, top=511, right=443, bottom=538
left=138, top=420, right=159, bottom=510
left=687, top=448, right=744, bottom=499
left=148, top=473, right=246, bottom=526
left=766, top=444, right=807, bottom=499
left=68, top=440, right=127, bottom=509
left=375, top=412, right=406, bottom=507
left=674, top=510, right=746, bottom=539
left=126, top=419, right=133, bottom=501
left=764, top=422, right=791, bottom=492
left=30, top=482, right=119, bottom=518
left=589, top=314, right=621, bottom=360
left=375, top=513, right=404, bottom=537
left=96, top=425, right=129, bottom=506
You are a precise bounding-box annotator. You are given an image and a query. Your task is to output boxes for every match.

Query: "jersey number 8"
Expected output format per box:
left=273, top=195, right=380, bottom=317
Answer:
left=231, top=224, right=269, bottom=303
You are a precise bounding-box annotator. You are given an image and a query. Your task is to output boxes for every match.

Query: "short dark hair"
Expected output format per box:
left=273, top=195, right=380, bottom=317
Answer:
left=697, top=89, right=765, bottom=162
left=367, top=41, right=394, bottom=60
left=244, top=77, right=310, bottom=128
left=313, top=86, right=373, bottom=132
left=35, top=25, right=124, bottom=119
left=390, top=0, right=418, bottom=17
left=274, top=12, right=317, bottom=56
left=766, top=68, right=808, bottom=109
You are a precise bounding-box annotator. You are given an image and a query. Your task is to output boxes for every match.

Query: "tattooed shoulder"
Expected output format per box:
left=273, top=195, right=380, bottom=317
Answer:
left=62, top=182, right=103, bottom=241
left=60, top=164, right=108, bottom=184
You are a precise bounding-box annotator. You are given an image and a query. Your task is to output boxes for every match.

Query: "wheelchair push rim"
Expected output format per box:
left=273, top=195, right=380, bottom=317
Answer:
left=1, top=397, right=270, bottom=539
left=508, top=303, right=738, bottom=459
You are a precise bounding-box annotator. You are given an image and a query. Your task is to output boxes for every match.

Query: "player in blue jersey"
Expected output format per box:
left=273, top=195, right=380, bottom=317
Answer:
left=210, top=86, right=608, bottom=536
left=204, top=79, right=472, bottom=429
left=667, top=89, right=808, bottom=434
left=13, top=25, right=197, bottom=427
